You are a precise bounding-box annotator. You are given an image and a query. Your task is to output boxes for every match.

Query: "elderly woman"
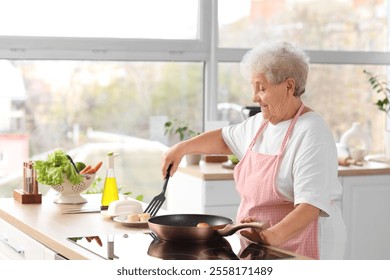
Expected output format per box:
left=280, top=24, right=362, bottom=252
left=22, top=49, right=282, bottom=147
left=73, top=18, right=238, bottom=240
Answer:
left=161, top=41, right=346, bottom=260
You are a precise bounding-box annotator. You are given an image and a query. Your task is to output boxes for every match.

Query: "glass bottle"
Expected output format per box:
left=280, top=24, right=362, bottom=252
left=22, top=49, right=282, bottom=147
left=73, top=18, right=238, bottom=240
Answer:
left=101, top=152, right=119, bottom=210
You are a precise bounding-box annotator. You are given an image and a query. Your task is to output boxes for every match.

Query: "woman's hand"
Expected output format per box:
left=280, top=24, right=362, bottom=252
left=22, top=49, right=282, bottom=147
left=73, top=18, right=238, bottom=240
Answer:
left=161, top=142, right=186, bottom=178
left=161, top=128, right=232, bottom=178
left=239, top=217, right=280, bottom=246
left=239, top=203, right=320, bottom=246
left=85, top=236, right=103, bottom=247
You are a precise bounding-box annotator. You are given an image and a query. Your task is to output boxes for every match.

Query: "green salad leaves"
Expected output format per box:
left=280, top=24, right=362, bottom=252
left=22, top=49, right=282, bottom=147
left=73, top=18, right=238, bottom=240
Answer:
left=33, top=150, right=83, bottom=186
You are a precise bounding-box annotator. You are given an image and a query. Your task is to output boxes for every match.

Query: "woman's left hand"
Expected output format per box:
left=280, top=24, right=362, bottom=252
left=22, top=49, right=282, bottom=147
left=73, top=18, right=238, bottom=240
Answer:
left=239, top=217, right=281, bottom=246
left=239, top=203, right=320, bottom=246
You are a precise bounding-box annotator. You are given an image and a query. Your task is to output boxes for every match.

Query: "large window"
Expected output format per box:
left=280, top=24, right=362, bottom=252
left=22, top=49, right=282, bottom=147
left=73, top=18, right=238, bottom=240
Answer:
left=13, top=60, right=203, bottom=153
left=0, top=60, right=203, bottom=200
left=0, top=0, right=205, bottom=200
left=0, top=0, right=390, bottom=200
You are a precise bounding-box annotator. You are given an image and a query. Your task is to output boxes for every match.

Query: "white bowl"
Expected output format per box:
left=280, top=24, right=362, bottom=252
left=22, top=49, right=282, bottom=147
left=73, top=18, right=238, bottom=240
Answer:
left=51, top=174, right=96, bottom=204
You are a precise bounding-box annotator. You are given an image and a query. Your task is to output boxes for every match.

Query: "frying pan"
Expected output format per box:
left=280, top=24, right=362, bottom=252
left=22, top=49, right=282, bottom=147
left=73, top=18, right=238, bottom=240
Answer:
left=148, top=214, right=265, bottom=242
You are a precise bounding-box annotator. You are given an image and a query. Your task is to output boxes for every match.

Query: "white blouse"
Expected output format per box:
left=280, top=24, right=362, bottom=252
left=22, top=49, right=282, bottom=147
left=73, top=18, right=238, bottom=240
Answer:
left=222, top=111, right=347, bottom=259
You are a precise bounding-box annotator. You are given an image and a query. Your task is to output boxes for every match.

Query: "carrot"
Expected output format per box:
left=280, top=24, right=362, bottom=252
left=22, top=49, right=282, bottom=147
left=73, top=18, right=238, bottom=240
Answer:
left=85, top=169, right=96, bottom=174
left=80, top=165, right=92, bottom=174
left=92, top=161, right=103, bottom=173
left=85, top=161, right=103, bottom=174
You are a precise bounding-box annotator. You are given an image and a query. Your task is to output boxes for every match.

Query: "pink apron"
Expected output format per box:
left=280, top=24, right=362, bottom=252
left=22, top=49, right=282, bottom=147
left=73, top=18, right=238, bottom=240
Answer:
left=234, top=103, right=319, bottom=259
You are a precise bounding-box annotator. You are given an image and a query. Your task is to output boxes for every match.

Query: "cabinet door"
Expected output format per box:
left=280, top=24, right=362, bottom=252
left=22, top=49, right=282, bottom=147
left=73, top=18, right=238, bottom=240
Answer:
left=203, top=180, right=240, bottom=206
left=342, top=175, right=390, bottom=259
left=166, top=172, right=240, bottom=220
left=0, top=218, right=44, bottom=259
left=166, top=172, right=204, bottom=213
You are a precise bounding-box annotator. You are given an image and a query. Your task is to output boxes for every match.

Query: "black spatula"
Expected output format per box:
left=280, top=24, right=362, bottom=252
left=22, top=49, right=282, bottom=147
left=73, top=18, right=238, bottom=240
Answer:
left=144, top=164, right=172, bottom=217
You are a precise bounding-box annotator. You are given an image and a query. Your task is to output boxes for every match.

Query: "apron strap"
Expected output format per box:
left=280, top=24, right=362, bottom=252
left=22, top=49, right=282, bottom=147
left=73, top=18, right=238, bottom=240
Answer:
left=249, top=102, right=305, bottom=152
left=249, top=119, right=269, bottom=149
left=278, top=102, right=305, bottom=154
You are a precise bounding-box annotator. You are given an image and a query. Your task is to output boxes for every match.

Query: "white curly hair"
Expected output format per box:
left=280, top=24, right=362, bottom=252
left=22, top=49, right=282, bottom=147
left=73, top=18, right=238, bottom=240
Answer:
left=240, top=41, right=310, bottom=97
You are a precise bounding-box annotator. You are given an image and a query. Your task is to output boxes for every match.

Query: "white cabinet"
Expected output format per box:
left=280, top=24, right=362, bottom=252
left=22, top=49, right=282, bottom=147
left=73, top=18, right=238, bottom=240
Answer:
left=340, top=174, right=390, bottom=260
left=166, top=172, right=240, bottom=220
left=0, top=218, right=58, bottom=260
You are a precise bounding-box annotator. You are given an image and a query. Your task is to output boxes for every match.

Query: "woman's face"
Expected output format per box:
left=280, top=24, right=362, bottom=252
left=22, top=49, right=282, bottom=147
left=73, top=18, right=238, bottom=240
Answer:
left=251, top=73, right=294, bottom=124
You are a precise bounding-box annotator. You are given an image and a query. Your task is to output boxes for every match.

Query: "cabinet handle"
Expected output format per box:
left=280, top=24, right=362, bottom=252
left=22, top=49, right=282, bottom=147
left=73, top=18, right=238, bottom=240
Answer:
left=0, top=236, right=24, bottom=254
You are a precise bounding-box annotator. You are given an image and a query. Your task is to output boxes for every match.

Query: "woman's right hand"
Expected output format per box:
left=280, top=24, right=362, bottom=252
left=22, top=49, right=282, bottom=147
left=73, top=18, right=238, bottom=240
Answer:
left=161, top=142, right=186, bottom=178
left=161, top=128, right=230, bottom=178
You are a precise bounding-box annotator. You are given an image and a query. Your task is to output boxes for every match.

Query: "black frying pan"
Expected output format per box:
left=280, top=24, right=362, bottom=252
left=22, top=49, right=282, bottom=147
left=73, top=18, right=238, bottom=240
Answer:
left=148, top=214, right=265, bottom=242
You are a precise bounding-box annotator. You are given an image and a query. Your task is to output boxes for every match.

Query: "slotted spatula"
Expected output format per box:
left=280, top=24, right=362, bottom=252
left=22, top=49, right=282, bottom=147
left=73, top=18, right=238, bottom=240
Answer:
left=144, top=164, right=172, bottom=217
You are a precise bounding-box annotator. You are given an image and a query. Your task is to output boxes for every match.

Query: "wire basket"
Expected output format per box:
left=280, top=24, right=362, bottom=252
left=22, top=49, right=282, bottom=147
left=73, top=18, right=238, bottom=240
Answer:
left=51, top=174, right=96, bottom=204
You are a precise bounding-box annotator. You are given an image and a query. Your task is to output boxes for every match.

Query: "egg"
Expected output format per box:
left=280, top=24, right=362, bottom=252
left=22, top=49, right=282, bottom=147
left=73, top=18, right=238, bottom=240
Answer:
left=127, top=214, right=140, bottom=222
left=127, top=213, right=150, bottom=222
left=196, top=222, right=210, bottom=228
left=139, top=213, right=150, bottom=222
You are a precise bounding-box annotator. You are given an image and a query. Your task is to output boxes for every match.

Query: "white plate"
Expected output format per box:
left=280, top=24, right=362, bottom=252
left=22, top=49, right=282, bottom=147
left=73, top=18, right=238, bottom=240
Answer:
left=113, top=215, right=149, bottom=227
left=100, top=210, right=117, bottom=219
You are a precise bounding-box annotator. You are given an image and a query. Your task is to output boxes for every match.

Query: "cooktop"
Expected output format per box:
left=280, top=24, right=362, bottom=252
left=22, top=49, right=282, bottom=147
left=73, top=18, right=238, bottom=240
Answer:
left=67, top=232, right=294, bottom=260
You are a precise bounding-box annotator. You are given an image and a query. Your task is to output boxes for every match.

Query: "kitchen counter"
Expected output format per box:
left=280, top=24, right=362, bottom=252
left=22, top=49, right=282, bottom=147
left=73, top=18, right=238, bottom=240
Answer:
left=337, top=159, right=390, bottom=176
left=0, top=194, right=149, bottom=260
left=179, top=159, right=390, bottom=180
left=0, top=193, right=309, bottom=260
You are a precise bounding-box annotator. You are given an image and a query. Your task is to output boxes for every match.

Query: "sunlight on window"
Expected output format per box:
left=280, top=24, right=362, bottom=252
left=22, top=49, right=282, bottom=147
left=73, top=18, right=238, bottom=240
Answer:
left=0, top=0, right=199, bottom=39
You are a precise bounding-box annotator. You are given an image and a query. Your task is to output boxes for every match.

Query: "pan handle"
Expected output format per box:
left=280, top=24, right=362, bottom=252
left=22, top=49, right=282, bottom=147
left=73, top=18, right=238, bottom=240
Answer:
left=217, top=222, right=266, bottom=236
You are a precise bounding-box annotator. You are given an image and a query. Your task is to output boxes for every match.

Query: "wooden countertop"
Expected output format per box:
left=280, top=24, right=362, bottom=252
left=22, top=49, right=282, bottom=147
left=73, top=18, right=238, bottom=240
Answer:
left=338, top=160, right=390, bottom=176
left=179, top=160, right=390, bottom=180
left=0, top=193, right=309, bottom=260
left=179, top=162, right=235, bottom=180
left=0, top=194, right=150, bottom=260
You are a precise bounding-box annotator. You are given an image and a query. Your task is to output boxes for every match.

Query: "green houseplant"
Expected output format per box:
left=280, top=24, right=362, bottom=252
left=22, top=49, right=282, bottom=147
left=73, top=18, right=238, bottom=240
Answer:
left=363, top=70, right=390, bottom=115
left=364, top=70, right=390, bottom=159
left=164, top=118, right=202, bottom=165
left=164, top=118, right=200, bottom=141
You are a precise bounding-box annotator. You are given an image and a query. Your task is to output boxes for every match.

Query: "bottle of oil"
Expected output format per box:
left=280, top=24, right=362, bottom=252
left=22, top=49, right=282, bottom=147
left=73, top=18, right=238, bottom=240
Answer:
left=101, top=152, right=119, bottom=210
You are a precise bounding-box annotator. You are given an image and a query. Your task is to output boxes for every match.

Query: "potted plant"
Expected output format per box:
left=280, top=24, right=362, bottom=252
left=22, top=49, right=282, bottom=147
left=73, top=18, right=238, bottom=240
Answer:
left=164, top=119, right=200, bottom=141
left=363, top=70, right=390, bottom=114
left=363, top=70, right=390, bottom=159
left=164, top=119, right=202, bottom=165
